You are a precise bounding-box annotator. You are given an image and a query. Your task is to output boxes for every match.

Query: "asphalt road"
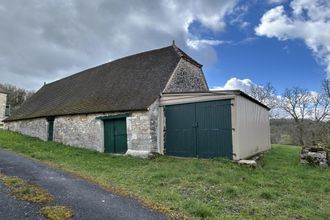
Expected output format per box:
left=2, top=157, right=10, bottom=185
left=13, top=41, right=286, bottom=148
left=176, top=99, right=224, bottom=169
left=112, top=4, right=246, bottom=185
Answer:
left=0, top=149, right=167, bottom=220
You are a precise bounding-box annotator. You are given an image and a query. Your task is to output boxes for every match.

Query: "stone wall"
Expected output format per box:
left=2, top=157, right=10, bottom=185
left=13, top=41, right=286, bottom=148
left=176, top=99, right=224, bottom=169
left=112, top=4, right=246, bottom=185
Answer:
left=54, top=114, right=104, bottom=152
left=5, top=118, right=48, bottom=140
left=301, top=146, right=329, bottom=167
left=164, top=59, right=208, bottom=93
left=127, top=100, right=160, bottom=155
left=0, top=93, right=7, bottom=127
left=5, top=104, right=161, bottom=155
left=54, top=106, right=161, bottom=153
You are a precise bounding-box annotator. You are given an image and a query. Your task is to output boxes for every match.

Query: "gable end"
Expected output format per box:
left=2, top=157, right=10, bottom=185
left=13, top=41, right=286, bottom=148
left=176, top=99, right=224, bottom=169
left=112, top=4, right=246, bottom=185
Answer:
left=163, top=58, right=209, bottom=93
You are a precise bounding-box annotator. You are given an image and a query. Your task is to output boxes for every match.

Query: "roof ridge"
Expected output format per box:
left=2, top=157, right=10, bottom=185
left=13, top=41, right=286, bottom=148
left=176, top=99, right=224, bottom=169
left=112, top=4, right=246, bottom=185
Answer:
left=44, top=44, right=200, bottom=88
left=171, top=44, right=203, bottom=68
left=44, top=45, right=175, bottom=88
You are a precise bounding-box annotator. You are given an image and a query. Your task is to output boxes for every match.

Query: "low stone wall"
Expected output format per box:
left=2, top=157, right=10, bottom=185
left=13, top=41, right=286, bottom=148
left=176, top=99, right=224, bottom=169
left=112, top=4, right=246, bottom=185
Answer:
left=301, top=146, right=329, bottom=167
left=5, top=118, right=48, bottom=141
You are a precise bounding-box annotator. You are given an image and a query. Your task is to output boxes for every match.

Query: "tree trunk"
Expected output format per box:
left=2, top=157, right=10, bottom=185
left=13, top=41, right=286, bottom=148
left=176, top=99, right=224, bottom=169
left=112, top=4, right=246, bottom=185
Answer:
left=298, top=123, right=304, bottom=146
left=311, top=131, right=316, bottom=146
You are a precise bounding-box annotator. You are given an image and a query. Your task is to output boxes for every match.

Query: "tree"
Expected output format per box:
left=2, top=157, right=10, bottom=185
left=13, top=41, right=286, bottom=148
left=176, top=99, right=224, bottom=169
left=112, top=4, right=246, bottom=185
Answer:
left=322, top=79, right=330, bottom=98
left=308, top=79, right=330, bottom=145
left=248, top=82, right=278, bottom=117
left=0, top=83, right=35, bottom=112
left=279, top=87, right=311, bottom=146
left=249, top=82, right=277, bottom=108
left=310, top=91, right=329, bottom=122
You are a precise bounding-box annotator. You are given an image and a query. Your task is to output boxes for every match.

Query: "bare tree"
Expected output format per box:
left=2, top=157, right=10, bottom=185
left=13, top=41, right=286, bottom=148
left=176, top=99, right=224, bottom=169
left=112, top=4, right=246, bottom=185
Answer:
left=249, top=82, right=277, bottom=108
left=248, top=82, right=279, bottom=118
left=310, top=91, right=329, bottom=122
left=279, top=87, right=311, bottom=146
left=307, top=79, right=330, bottom=145
left=322, top=79, right=330, bottom=98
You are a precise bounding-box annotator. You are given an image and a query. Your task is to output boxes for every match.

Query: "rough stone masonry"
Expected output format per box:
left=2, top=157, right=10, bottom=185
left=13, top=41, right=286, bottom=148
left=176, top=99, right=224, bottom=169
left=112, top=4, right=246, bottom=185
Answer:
left=300, top=146, right=329, bottom=167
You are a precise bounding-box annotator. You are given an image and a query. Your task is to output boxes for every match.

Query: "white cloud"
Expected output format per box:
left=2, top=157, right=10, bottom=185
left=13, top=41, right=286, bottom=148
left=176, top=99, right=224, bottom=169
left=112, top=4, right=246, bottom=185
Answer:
left=255, top=0, right=330, bottom=77
left=211, top=77, right=254, bottom=92
left=0, top=0, right=238, bottom=90
left=229, top=3, right=250, bottom=30
left=186, top=39, right=230, bottom=50
left=212, top=77, right=284, bottom=117
left=268, top=0, right=287, bottom=4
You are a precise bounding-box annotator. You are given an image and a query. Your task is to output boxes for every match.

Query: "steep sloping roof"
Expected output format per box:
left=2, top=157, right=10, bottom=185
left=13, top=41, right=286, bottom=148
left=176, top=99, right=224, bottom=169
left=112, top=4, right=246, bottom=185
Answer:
left=6, top=45, right=202, bottom=121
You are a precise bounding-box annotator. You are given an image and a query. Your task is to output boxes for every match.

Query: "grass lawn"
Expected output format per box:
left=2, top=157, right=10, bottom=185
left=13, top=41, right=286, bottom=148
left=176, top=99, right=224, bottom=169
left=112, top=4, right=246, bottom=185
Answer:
left=0, top=130, right=329, bottom=219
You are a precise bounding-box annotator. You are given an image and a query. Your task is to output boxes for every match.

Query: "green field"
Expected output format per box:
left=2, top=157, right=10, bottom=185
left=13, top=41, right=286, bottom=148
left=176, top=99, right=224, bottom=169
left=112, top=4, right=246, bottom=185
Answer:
left=0, top=130, right=329, bottom=219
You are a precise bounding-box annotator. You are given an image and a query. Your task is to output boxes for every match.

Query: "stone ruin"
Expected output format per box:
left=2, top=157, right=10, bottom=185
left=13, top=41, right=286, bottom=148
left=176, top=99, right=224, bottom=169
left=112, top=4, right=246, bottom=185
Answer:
left=300, top=145, right=329, bottom=167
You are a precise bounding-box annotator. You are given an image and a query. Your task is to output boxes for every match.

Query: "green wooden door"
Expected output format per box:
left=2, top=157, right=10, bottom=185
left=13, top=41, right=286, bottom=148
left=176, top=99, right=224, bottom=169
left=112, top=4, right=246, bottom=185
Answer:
left=104, top=118, right=127, bottom=153
left=164, top=103, right=196, bottom=157
left=195, top=100, right=232, bottom=158
left=47, top=120, right=54, bottom=141
left=165, top=100, right=233, bottom=159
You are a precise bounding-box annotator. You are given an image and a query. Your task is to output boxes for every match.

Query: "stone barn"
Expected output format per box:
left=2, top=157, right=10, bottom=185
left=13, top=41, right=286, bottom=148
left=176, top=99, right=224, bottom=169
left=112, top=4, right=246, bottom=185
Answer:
left=4, top=44, right=271, bottom=160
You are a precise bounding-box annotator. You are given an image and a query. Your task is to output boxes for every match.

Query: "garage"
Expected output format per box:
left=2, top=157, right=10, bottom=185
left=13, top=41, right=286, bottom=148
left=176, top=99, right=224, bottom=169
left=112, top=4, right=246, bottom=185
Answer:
left=160, top=91, right=271, bottom=160
left=164, top=99, right=233, bottom=158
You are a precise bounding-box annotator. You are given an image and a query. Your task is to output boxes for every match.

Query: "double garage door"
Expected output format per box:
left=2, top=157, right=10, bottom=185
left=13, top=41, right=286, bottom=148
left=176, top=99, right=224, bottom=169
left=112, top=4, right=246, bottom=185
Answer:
left=165, top=99, right=233, bottom=158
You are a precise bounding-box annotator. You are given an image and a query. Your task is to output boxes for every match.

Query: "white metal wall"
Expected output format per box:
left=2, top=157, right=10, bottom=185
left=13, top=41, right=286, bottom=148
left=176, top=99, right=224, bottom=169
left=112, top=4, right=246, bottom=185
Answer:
left=234, top=95, right=271, bottom=159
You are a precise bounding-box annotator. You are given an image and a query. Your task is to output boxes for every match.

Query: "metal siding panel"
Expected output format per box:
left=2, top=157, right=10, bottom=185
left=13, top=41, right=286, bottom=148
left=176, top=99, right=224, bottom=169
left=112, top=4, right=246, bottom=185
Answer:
left=235, top=96, right=271, bottom=159
left=165, top=103, right=196, bottom=157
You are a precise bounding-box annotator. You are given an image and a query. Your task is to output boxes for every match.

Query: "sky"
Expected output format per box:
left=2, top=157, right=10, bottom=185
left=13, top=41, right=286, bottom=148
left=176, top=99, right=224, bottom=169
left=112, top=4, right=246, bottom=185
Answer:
left=0, top=0, right=329, bottom=94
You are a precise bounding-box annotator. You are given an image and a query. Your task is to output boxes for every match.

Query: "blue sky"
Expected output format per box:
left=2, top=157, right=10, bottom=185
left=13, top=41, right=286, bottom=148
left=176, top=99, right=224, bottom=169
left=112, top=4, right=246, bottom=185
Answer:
left=206, top=37, right=324, bottom=92
left=191, top=0, right=327, bottom=93
left=0, top=0, right=329, bottom=94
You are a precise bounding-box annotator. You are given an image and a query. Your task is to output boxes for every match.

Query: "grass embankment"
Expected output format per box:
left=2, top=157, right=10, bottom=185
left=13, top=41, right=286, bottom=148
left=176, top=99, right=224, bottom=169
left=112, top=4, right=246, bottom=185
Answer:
left=0, top=130, right=329, bottom=219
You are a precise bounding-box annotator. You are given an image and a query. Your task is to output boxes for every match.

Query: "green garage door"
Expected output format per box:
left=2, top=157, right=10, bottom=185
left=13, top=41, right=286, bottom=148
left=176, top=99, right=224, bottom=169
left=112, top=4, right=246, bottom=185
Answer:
left=165, top=100, right=233, bottom=159
left=104, top=118, right=127, bottom=154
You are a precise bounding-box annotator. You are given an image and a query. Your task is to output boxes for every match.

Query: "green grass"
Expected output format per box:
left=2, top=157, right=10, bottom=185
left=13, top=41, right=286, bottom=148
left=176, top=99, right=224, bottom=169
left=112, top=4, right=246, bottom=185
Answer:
left=0, top=130, right=329, bottom=219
